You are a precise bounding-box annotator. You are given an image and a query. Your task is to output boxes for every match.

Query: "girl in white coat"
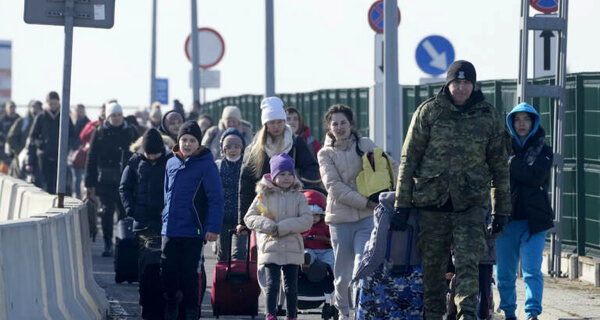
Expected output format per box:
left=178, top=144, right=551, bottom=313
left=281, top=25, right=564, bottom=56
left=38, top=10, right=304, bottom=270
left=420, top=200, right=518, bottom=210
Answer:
left=244, top=153, right=313, bottom=320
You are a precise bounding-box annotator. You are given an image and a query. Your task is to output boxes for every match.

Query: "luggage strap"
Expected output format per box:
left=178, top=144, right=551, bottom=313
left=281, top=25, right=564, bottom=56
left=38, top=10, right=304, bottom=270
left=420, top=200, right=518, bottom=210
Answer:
left=226, top=228, right=251, bottom=281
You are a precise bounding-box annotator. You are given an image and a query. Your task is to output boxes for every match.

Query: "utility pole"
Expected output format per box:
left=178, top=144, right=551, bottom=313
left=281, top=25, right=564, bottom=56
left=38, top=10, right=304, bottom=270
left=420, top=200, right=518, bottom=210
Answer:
left=149, top=0, right=157, bottom=107
left=383, top=0, right=400, bottom=158
left=265, top=0, right=275, bottom=97
left=191, top=0, right=200, bottom=103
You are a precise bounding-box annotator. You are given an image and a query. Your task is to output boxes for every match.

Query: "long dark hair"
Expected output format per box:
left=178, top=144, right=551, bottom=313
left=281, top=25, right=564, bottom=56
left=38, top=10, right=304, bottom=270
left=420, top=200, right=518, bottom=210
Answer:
left=323, top=104, right=362, bottom=155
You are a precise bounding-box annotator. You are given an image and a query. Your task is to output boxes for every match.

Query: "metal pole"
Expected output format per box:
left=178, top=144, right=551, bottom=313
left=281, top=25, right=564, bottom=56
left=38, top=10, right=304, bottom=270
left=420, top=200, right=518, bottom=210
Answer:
left=191, top=0, right=200, bottom=103
left=150, top=0, right=157, bottom=107
left=56, top=0, right=74, bottom=207
left=265, top=0, right=275, bottom=97
left=516, top=0, right=529, bottom=104
left=551, top=0, right=568, bottom=277
left=383, top=0, right=400, bottom=157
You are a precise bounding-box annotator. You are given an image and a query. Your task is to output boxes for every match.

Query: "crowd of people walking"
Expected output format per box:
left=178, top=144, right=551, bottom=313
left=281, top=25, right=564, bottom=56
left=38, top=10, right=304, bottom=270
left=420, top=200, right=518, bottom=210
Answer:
left=0, top=60, right=553, bottom=320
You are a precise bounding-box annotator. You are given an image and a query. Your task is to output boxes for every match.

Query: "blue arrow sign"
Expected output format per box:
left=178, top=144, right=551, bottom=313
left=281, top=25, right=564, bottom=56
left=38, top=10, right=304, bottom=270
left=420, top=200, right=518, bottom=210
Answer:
left=415, top=35, right=455, bottom=76
left=155, top=78, right=169, bottom=105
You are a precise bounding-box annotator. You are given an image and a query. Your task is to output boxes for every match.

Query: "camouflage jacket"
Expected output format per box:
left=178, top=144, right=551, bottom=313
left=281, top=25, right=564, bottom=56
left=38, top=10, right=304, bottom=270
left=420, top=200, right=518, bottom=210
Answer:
left=394, top=88, right=511, bottom=217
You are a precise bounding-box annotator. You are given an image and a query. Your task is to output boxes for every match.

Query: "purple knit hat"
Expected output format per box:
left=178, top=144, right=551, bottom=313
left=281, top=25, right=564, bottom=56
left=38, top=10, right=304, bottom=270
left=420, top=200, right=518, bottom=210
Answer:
left=270, top=153, right=295, bottom=179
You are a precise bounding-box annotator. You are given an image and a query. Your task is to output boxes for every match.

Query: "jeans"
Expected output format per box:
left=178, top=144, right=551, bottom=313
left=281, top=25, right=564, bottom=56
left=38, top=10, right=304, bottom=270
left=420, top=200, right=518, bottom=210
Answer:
left=495, top=220, right=546, bottom=319
left=305, top=248, right=335, bottom=271
left=264, top=263, right=299, bottom=318
left=161, top=237, right=203, bottom=317
left=329, top=217, right=374, bottom=316
left=70, top=166, right=83, bottom=198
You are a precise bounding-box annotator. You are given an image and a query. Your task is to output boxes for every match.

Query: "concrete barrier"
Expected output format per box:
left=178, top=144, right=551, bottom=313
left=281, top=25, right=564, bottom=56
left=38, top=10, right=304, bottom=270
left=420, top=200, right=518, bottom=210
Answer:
left=0, top=174, right=108, bottom=319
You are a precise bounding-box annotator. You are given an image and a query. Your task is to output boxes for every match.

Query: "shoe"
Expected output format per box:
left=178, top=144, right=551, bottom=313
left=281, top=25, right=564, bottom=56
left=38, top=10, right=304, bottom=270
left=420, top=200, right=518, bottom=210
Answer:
left=102, top=242, right=113, bottom=257
left=506, top=317, right=517, bottom=320
left=285, top=318, right=297, bottom=320
left=163, top=291, right=183, bottom=320
left=527, top=316, right=538, bottom=320
left=266, top=313, right=278, bottom=320
left=101, top=248, right=113, bottom=257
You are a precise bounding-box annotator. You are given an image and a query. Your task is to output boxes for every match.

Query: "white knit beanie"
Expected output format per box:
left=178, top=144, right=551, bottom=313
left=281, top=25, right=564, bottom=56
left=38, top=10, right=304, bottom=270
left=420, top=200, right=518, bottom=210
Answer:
left=221, top=106, right=242, bottom=121
left=260, top=96, right=286, bottom=125
left=106, top=102, right=123, bottom=117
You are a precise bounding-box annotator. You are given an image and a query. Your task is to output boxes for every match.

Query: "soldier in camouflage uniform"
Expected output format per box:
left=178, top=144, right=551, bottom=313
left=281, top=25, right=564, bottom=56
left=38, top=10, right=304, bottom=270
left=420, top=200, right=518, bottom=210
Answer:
left=391, top=60, right=511, bottom=319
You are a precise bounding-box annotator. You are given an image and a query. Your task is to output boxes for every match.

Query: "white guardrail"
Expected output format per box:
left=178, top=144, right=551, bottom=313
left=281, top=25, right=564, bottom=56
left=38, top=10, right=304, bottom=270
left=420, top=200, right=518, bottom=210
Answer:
left=0, top=174, right=109, bottom=319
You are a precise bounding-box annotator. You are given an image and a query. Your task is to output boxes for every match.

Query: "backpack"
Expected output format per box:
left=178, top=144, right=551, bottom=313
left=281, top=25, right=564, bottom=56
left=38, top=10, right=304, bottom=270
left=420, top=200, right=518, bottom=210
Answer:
left=356, top=148, right=396, bottom=202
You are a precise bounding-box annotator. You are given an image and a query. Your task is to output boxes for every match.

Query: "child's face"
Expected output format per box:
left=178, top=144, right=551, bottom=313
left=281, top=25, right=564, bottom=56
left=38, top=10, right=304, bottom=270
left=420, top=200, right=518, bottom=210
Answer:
left=179, top=134, right=200, bottom=157
left=273, top=171, right=294, bottom=189
left=222, top=135, right=243, bottom=160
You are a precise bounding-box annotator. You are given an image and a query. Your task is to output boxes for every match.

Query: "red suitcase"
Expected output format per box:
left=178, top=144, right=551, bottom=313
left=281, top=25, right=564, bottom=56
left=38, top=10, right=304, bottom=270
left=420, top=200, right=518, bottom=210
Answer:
left=211, top=229, right=261, bottom=318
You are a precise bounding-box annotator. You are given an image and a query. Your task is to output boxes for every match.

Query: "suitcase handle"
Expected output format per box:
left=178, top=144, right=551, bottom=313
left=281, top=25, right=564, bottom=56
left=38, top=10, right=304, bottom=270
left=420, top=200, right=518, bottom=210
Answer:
left=226, top=228, right=251, bottom=280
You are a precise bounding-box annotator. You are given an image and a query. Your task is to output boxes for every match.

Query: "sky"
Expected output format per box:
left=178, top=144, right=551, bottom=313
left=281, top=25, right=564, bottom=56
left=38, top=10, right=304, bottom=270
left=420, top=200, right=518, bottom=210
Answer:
left=0, top=0, right=598, bottom=112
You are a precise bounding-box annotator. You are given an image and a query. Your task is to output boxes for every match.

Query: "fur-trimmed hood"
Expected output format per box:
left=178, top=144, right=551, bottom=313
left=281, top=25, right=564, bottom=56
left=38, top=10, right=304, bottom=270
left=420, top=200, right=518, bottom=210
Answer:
left=129, top=133, right=175, bottom=153
left=256, top=173, right=303, bottom=195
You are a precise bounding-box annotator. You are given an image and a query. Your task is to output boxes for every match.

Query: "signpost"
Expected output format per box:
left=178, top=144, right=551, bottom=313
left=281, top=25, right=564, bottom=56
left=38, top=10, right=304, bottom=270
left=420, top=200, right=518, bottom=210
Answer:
left=534, top=14, right=558, bottom=78
left=0, top=41, right=11, bottom=104
left=155, top=78, right=169, bottom=105
left=189, top=69, right=221, bottom=89
left=185, top=28, right=225, bottom=69
left=415, top=35, right=455, bottom=76
left=24, top=0, right=115, bottom=208
left=367, top=0, right=400, bottom=33
left=530, top=0, right=559, bottom=13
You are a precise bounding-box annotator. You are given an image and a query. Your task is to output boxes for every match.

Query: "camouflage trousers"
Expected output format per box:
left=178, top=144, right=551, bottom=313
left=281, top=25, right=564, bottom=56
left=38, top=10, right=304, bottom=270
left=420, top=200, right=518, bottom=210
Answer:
left=418, top=207, right=486, bottom=320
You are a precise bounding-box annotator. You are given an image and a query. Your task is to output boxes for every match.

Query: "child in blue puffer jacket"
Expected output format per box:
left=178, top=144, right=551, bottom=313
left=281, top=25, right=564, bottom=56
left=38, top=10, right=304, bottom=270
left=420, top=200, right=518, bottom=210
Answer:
left=161, top=121, right=224, bottom=320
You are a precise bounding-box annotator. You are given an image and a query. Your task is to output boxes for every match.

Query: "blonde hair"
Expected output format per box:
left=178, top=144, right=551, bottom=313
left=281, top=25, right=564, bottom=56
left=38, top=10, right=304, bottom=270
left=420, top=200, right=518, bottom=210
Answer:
left=247, top=125, right=269, bottom=178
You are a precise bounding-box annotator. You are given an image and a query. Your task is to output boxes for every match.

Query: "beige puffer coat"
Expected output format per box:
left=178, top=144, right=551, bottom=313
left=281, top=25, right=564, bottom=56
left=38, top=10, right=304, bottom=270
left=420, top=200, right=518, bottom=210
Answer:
left=244, top=175, right=313, bottom=266
left=317, top=134, right=377, bottom=224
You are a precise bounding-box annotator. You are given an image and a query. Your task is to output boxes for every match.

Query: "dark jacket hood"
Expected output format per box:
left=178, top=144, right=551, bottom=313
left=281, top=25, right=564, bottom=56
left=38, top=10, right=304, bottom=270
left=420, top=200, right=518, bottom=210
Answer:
left=506, top=102, right=541, bottom=148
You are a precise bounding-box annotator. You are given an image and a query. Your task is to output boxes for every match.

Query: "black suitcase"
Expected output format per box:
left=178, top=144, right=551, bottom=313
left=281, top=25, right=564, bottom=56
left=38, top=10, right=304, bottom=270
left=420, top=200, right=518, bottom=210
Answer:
left=138, top=236, right=164, bottom=320
left=114, top=217, right=139, bottom=283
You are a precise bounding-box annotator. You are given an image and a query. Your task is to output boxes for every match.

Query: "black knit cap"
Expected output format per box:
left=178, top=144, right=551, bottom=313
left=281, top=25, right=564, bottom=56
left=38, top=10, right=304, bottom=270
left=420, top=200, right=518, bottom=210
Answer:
left=142, top=128, right=164, bottom=154
left=446, top=60, right=477, bottom=85
left=177, top=120, right=203, bottom=143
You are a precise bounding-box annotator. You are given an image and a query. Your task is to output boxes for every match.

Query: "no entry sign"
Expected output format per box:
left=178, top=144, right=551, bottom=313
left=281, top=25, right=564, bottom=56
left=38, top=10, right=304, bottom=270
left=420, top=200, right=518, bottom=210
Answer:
left=185, top=28, right=225, bottom=69
left=367, top=0, right=400, bottom=33
left=530, top=0, right=559, bottom=14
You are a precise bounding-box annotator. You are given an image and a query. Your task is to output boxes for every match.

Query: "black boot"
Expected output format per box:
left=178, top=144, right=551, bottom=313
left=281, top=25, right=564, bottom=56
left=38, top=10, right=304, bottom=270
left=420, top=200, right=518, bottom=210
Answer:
left=163, top=291, right=183, bottom=320
left=102, top=240, right=113, bottom=257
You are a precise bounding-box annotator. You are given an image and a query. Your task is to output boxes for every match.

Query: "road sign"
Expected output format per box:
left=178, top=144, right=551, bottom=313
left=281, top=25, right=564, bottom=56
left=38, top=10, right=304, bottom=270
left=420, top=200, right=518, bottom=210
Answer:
left=185, top=28, right=225, bottom=69
left=530, top=0, right=559, bottom=14
left=24, top=0, right=115, bottom=28
left=415, top=35, right=455, bottom=76
left=155, top=78, right=168, bottom=105
left=189, top=69, right=221, bottom=89
left=0, top=41, right=11, bottom=104
left=533, top=15, right=557, bottom=78
left=367, top=0, right=400, bottom=33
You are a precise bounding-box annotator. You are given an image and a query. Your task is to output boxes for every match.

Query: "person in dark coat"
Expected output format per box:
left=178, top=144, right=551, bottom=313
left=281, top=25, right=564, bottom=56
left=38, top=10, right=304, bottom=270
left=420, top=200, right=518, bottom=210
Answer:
left=0, top=100, right=20, bottom=148
left=214, top=127, right=246, bottom=262
left=27, top=91, right=76, bottom=193
left=236, top=97, right=321, bottom=233
left=161, top=121, right=223, bottom=320
left=119, top=128, right=167, bottom=320
left=495, top=102, right=554, bottom=320
left=85, top=102, right=137, bottom=257
left=6, top=100, right=42, bottom=178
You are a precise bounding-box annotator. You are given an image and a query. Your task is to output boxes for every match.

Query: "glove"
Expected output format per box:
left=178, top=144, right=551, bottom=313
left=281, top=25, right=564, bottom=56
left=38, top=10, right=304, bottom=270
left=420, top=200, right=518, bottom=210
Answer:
left=490, top=215, right=509, bottom=236
left=390, top=207, right=410, bottom=231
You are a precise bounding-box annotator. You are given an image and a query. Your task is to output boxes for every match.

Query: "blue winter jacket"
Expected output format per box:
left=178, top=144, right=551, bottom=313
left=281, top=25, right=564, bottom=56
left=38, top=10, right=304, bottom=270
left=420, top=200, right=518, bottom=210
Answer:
left=162, top=146, right=224, bottom=238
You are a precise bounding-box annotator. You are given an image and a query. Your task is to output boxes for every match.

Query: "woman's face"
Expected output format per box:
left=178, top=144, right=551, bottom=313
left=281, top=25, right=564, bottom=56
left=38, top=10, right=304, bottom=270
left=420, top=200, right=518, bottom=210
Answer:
left=225, top=117, right=240, bottom=129
left=328, top=112, right=351, bottom=140
left=266, top=119, right=286, bottom=137
left=286, top=113, right=300, bottom=134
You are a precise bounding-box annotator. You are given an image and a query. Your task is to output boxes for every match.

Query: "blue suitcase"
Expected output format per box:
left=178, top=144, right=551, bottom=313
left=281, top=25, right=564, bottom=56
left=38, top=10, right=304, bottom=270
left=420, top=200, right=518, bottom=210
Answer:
left=355, top=226, right=423, bottom=320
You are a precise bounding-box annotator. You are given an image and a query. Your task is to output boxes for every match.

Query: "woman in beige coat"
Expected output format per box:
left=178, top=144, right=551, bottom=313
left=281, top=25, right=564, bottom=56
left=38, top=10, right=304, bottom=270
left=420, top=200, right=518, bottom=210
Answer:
left=244, top=153, right=312, bottom=320
left=317, top=104, right=379, bottom=320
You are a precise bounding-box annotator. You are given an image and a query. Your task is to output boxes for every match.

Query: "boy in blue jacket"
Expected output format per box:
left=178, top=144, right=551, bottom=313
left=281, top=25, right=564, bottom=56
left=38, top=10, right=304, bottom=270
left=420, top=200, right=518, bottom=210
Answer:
left=161, top=121, right=224, bottom=320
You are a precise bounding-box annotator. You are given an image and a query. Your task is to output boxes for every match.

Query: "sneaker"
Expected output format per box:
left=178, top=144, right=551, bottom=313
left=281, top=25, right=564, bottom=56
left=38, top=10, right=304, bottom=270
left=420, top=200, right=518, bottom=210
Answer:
left=266, top=313, right=278, bottom=320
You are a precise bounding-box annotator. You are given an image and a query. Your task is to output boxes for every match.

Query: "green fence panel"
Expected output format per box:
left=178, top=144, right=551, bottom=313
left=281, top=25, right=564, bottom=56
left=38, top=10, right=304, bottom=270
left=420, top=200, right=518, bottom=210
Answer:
left=199, top=72, right=600, bottom=255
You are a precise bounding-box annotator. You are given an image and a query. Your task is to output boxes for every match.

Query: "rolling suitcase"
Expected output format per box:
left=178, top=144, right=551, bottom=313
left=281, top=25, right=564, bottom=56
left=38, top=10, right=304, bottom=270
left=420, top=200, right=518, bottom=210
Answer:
left=211, top=229, right=261, bottom=318
left=114, top=217, right=139, bottom=283
left=355, top=226, right=424, bottom=320
left=138, top=236, right=164, bottom=320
